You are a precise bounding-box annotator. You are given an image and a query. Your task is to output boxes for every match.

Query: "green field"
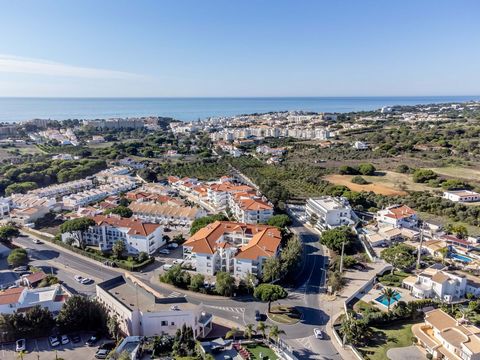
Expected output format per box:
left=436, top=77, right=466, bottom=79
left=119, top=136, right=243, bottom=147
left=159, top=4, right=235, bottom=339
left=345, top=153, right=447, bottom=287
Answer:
left=359, top=321, right=419, bottom=360
left=430, top=166, right=480, bottom=182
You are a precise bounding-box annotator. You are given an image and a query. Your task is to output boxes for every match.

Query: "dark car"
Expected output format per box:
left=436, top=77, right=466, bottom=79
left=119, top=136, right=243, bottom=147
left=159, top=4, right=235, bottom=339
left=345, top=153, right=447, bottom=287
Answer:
left=99, top=342, right=116, bottom=351
left=71, top=334, right=81, bottom=343
left=255, top=310, right=262, bottom=321
left=86, top=335, right=99, bottom=346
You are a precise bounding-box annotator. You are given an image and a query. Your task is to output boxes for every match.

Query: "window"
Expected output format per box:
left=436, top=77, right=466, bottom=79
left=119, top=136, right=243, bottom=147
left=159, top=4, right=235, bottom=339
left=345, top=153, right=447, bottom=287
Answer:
left=161, top=321, right=168, bottom=326
left=171, top=322, right=175, bottom=326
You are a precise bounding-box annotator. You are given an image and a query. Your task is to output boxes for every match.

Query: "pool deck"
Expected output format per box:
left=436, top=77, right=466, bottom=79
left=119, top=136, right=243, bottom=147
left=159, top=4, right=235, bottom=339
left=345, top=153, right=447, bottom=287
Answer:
left=359, top=285, right=416, bottom=311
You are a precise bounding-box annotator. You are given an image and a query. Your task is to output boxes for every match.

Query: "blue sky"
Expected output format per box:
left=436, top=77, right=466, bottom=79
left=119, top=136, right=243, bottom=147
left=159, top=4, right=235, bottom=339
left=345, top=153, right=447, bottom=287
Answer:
left=0, top=0, right=479, bottom=97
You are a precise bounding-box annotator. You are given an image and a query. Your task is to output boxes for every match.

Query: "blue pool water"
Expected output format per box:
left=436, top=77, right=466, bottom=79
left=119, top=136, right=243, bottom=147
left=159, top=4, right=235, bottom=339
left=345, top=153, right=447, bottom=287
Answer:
left=375, top=291, right=402, bottom=307
left=449, top=253, right=473, bottom=263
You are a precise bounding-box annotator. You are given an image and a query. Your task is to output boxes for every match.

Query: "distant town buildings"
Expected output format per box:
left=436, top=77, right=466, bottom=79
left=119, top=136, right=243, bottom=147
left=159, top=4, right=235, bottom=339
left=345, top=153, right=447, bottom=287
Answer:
left=83, top=118, right=145, bottom=129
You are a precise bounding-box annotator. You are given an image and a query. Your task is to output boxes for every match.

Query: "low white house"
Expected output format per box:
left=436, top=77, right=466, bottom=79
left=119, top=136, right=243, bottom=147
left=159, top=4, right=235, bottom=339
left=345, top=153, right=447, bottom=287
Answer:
left=305, top=196, right=353, bottom=231
left=61, top=214, right=164, bottom=255
left=376, top=204, right=418, bottom=229
left=128, top=202, right=205, bottom=227
left=443, top=190, right=480, bottom=203
left=96, top=274, right=212, bottom=338
left=0, top=285, right=71, bottom=314
left=402, top=264, right=479, bottom=303
left=0, top=197, right=10, bottom=218
left=353, top=141, right=369, bottom=150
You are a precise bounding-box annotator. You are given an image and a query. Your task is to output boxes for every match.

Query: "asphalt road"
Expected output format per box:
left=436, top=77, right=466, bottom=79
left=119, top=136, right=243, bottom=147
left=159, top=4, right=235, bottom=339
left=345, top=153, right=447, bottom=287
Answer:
left=12, top=219, right=340, bottom=359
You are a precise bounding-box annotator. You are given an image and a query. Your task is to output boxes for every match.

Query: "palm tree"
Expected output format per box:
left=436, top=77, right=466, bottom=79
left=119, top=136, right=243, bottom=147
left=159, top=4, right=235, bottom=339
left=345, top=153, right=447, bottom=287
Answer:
left=438, top=247, right=449, bottom=264
left=381, top=287, right=396, bottom=311
left=268, top=325, right=286, bottom=343
left=244, top=324, right=256, bottom=340
left=256, top=321, right=268, bottom=339
left=225, top=326, right=239, bottom=341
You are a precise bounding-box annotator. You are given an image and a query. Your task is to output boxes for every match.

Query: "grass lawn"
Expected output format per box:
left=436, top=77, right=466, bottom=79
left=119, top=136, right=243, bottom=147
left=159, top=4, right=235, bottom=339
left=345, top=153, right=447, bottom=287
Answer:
left=353, top=300, right=378, bottom=313
left=268, top=305, right=301, bottom=325
left=430, top=166, right=480, bottom=182
left=378, top=271, right=410, bottom=287
left=418, top=211, right=480, bottom=237
left=245, top=343, right=278, bottom=360
left=358, top=321, right=420, bottom=360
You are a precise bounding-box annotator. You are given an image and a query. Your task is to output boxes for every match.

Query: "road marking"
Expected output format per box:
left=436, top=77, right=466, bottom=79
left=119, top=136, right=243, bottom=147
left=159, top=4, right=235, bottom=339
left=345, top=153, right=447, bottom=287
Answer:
left=167, top=291, right=184, bottom=298
left=203, top=305, right=245, bottom=313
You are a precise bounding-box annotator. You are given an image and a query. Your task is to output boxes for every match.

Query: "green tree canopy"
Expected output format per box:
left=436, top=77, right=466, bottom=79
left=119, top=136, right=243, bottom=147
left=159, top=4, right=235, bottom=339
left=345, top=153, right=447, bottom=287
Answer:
left=262, top=257, right=283, bottom=282
left=412, top=169, right=437, bottom=183
left=0, top=225, right=19, bottom=243
left=381, top=243, right=416, bottom=274
left=357, top=163, right=376, bottom=175
left=320, top=226, right=355, bottom=252
left=105, top=206, right=133, bottom=218
left=267, top=214, right=292, bottom=229
left=254, top=284, right=288, bottom=312
left=60, top=217, right=95, bottom=233
left=190, top=214, right=228, bottom=235
left=215, top=271, right=236, bottom=296
left=57, top=295, right=108, bottom=334
left=112, top=239, right=126, bottom=258
left=7, top=248, right=28, bottom=267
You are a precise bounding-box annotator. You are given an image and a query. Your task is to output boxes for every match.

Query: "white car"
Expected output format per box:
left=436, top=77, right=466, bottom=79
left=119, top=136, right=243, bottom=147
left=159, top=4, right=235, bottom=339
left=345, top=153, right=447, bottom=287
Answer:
left=61, top=335, right=69, bottom=345
left=314, top=328, right=323, bottom=339
left=167, top=243, right=179, bottom=249
left=172, top=259, right=184, bottom=265
left=74, top=275, right=84, bottom=283
left=159, top=249, right=170, bottom=255
left=16, top=339, right=26, bottom=352
left=81, top=278, right=92, bottom=284
left=33, top=239, right=41, bottom=244
left=49, top=336, right=60, bottom=347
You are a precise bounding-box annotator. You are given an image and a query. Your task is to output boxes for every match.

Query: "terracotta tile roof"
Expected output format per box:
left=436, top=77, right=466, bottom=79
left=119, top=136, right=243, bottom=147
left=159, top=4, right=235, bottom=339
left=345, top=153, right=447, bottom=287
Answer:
left=90, top=214, right=160, bottom=236
left=208, top=182, right=255, bottom=194
left=167, top=176, right=180, bottom=184
left=431, top=272, right=450, bottom=283
left=237, top=198, right=273, bottom=211
left=129, top=202, right=200, bottom=219
left=23, top=271, right=47, bottom=284
left=384, top=205, right=416, bottom=220
left=0, top=287, right=24, bottom=305
left=184, top=221, right=281, bottom=260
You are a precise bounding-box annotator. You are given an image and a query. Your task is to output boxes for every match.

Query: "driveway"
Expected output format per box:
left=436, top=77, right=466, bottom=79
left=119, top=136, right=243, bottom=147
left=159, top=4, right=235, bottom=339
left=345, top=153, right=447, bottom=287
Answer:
left=387, top=345, right=425, bottom=360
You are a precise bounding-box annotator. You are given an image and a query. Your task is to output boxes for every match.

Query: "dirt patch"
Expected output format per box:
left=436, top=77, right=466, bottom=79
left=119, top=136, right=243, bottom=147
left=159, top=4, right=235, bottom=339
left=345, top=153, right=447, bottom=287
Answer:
left=324, top=174, right=408, bottom=196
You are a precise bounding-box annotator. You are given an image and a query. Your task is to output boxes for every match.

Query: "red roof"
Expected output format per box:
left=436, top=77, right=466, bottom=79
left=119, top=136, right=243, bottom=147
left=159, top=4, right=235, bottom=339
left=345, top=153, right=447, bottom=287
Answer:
left=384, top=205, right=416, bottom=220
left=91, top=214, right=160, bottom=236
left=23, top=271, right=47, bottom=284
left=0, top=287, right=24, bottom=305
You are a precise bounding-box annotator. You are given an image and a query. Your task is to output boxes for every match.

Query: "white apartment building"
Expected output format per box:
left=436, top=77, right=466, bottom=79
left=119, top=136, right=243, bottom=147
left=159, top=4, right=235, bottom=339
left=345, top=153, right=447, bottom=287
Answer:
left=128, top=202, right=205, bottom=227
left=305, top=196, right=353, bottom=231
left=96, top=274, right=212, bottom=338
left=402, top=264, right=480, bottom=303
left=62, top=189, right=108, bottom=209
left=183, top=221, right=281, bottom=278
left=207, top=182, right=257, bottom=211
left=413, top=309, right=480, bottom=360
left=0, top=198, right=10, bottom=218
left=376, top=204, right=418, bottom=229
left=29, top=179, right=93, bottom=198
left=353, top=141, right=369, bottom=150
left=443, top=190, right=480, bottom=203
left=61, top=214, right=164, bottom=254
left=0, top=284, right=71, bottom=314
left=230, top=196, right=273, bottom=224
left=10, top=194, right=56, bottom=210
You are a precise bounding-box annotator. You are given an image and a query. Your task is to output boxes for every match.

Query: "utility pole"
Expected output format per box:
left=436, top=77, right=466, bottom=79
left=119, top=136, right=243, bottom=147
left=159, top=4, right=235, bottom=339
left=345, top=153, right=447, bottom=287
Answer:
left=339, top=240, right=345, bottom=273
left=417, top=220, right=424, bottom=269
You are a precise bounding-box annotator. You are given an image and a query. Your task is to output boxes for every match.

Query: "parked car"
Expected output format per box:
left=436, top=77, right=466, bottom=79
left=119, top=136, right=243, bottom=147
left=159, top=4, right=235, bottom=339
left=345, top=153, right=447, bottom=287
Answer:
left=167, top=243, right=179, bottom=249
left=15, top=339, right=26, bottom=352
left=159, top=249, right=170, bottom=255
left=49, top=335, right=60, bottom=347
left=255, top=310, right=262, bottom=321
left=81, top=278, right=92, bottom=284
left=61, top=335, right=70, bottom=345
left=95, top=349, right=109, bottom=359
left=314, top=328, right=323, bottom=339
left=33, top=239, right=41, bottom=244
left=13, top=266, right=28, bottom=272
left=86, top=335, right=99, bottom=346
left=74, top=275, right=84, bottom=283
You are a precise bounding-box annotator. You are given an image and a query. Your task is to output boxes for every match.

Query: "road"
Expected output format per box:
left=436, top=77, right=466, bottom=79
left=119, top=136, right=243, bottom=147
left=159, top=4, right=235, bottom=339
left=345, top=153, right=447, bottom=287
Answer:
left=12, top=218, right=339, bottom=359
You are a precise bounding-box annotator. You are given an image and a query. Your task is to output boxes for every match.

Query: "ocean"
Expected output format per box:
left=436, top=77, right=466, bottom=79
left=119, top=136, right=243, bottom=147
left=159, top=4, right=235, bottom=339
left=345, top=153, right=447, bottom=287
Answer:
left=0, top=96, right=478, bottom=123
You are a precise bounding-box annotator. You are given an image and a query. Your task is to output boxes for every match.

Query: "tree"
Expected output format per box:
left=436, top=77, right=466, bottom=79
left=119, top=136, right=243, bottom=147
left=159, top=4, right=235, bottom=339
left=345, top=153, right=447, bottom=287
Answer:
left=112, top=239, right=126, bottom=258
left=152, top=335, right=174, bottom=357
left=106, top=206, right=133, bottom=218
left=340, top=316, right=370, bottom=346
left=381, top=287, right=396, bottom=311
left=412, top=169, right=437, bottom=183
left=244, top=324, right=256, bottom=340
left=438, top=247, right=449, bottom=264
left=5, top=181, right=38, bottom=196
left=59, top=218, right=95, bottom=248
left=189, top=273, right=205, bottom=292
left=254, top=284, right=288, bottom=312
left=327, top=271, right=345, bottom=293
left=160, top=265, right=191, bottom=289
left=268, top=325, right=285, bottom=342
left=262, top=257, right=283, bottom=282
left=256, top=321, right=268, bottom=339
left=57, top=295, right=108, bottom=334
left=23, top=305, right=55, bottom=338
left=215, top=271, right=235, bottom=296
left=137, top=251, right=149, bottom=263
left=445, top=223, right=468, bottom=239
left=107, top=315, right=121, bottom=341
left=267, top=214, right=292, bottom=229
left=0, top=225, right=19, bottom=243
left=225, top=326, right=240, bottom=340
left=338, top=165, right=358, bottom=175
left=381, top=243, right=416, bottom=274
left=172, top=325, right=196, bottom=357
left=321, top=226, right=355, bottom=252
left=7, top=248, right=28, bottom=267
left=357, top=163, right=376, bottom=176
left=351, top=176, right=369, bottom=185
left=280, top=235, right=302, bottom=276
left=190, top=214, right=228, bottom=235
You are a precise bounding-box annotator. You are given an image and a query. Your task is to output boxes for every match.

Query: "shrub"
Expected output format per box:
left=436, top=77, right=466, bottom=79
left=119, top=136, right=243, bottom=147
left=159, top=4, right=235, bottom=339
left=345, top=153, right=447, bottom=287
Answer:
left=412, top=169, right=437, bottom=183
left=357, top=163, right=376, bottom=176
left=351, top=176, right=369, bottom=185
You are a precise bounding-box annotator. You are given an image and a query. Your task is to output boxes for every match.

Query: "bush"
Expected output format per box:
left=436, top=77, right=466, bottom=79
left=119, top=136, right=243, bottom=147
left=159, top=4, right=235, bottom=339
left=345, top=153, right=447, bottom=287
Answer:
left=351, top=176, right=369, bottom=185
left=357, top=163, right=376, bottom=176
left=412, top=169, right=437, bottom=183
left=338, top=165, right=358, bottom=175
left=396, top=164, right=410, bottom=173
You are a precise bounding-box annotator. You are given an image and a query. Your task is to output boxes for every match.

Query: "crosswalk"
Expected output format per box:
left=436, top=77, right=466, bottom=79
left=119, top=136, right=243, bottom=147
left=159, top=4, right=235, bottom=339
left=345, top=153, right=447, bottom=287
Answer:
left=204, top=304, right=246, bottom=314
left=292, top=336, right=312, bottom=351
left=167, top=291, right=184, bottom=298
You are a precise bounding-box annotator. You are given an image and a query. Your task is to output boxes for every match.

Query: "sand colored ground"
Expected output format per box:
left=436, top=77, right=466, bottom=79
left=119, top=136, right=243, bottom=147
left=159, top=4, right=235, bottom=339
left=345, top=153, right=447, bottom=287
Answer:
left=324, top=170, right=434, bottom=196
left=430, top=166, right=480, bottom=181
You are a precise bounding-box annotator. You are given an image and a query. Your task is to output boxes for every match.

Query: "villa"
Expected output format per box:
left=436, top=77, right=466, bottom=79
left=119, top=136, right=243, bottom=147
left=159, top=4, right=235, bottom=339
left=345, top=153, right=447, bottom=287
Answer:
left=376, top=204, right=418, bottom=229
left=183, top=221, right=281, bottom=278
left=443, top=190, right=480, bottom=203
left=413, top=308, right=480, bottom=360
left=305, top=196, right=353, bottom=231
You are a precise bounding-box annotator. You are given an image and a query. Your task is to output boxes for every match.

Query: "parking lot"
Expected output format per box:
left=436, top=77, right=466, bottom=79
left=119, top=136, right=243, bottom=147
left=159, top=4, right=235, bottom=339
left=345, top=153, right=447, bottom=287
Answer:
left=1, top=334, right=104, bottom=360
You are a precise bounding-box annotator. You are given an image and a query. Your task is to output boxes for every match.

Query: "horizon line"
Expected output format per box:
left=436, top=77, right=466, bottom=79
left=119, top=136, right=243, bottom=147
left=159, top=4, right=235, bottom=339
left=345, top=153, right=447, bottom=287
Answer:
left=0, top=95, right=479, bottom=99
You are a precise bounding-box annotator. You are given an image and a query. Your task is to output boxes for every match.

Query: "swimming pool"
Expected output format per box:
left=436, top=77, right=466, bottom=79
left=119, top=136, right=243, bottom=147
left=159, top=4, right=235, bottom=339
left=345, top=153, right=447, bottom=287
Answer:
left=375, top=291, right=402, bottom=307
left=449, top=253, right=473, bottom=263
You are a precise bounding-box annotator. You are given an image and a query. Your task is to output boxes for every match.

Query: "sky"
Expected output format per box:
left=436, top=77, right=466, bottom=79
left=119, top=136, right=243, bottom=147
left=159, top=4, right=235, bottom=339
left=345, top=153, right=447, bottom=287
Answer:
left=0, top=0, right=479, bottom=97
